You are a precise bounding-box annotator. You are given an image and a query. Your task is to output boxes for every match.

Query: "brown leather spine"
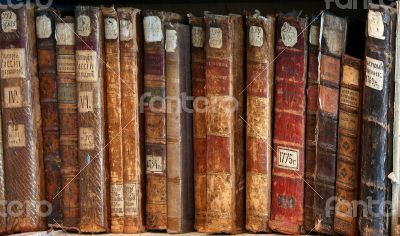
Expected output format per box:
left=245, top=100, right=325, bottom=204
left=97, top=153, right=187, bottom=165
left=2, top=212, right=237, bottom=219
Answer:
left=0, top=5, right=46, bottom=233
left=142, top=10, right=182, bottom=230
left=314, top=12, right=347, bottom=235
left=0, top=106, right=5, bottom=234
left=333, top=55, right=363, bottom=236
left=245, top=12, right=275, bottom=233
left=75, top=6, right=109, bottom=233
left=36, top=8, right=62, bottom=226
left=304, top=15, right=320, bottom=233
left=200, top=14, right=245, bottom=234
left=102, top=6, right=124, bottom=233
left=55, top=16, right=80, bottom=230
left=188, top=14, right=207, bottom=232
left=165, top=22, right=194, bottom=233
left=117, top=7, right=145, bottom=233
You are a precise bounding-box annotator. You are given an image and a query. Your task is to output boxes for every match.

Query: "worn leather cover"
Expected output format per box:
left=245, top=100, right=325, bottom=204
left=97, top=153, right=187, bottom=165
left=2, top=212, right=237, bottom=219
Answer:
left=359, top=4, right=396, bottom=236
left=117, top=7, right=145, bottom=233
left=35, top=8, right=62, bottom=227
left=143, top=10, right=182, bottom=230
left=200, top=13, right=245, bottom=234
left=304, top=15, right=320, bottom=233
left=245, top=11, right=275, bottom=233
left=314, top=12, right=347, bottom=235
left=102, top=6, right=124, bottom=233
left=333, top=55, right=363, bottom=236
left=55, top=15, right=80, bottom=230
left=268, top=15, right=307, bottom=235
left=75, top=6, right=109, bottom=233
left=0, top=104, right=5, bottom=234
left=165, top=22, right=194, bottom=233
left=0, top=5, right=46, bottom=233
left=188, top=14, right=206, bottom=232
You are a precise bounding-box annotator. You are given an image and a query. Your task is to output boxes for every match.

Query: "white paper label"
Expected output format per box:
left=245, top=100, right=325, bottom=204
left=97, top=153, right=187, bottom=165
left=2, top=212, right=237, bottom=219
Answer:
left=281, top=22, right=298, bottom=47
left=1, top=11, right=17, bottom=32
left=119, top=19, right=133, bottom=41
left=277, top=147, right=299, bottom=170
left=77, top=15, right=91, bottom=37
left=165, top=29, right=177, bottom=52
left=146, top=155, right=164, bottom=172
left=4, top=86, right=22, bottom=108
left=192, top=26, right=204, bottom=48
left=111, top=184, right=124, bottom=217
left=365, top=56, right=384, bottom=91
left=36, top=15, right=52, bottom=39
left=143, top=16, right=162, bottom=42
left=79, top=127, right=95, bottom=150
left=55, top=23, right=75, bottom=46
left=8, top=124, right=25, bottom=148
left=0, top=48, right=26, bottom=79
left=368, top=10, right=385, bottom=40
left=124, top=182, right=138, bottom=216
left=105, top=17, right=118, bottom=40
left=309, top=25, right=319, bottom=46
left=78, top=91, right=93, bottom=113
left=249, top=26, right=263, bottom=47
left=209, top=27, right=222, bottom=49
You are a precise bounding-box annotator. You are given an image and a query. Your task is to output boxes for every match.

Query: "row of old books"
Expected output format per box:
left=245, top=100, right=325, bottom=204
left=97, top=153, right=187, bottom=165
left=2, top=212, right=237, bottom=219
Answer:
left=0, top=2, right=399, bottom=236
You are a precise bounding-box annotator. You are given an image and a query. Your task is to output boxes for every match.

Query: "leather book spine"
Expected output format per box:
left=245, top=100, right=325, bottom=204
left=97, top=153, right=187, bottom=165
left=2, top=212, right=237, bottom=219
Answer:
left=188, top=14, right=206, bottom=232
left=314, top=12, right=347, bottom=235
left=359, top=4, right=396, bottom=235
left=102, top=6, right=124, bottom=233
left=75, top=6, right=109, bottom=233
left=142, top=10, right=182, bottom=230
left=117, top=7, right=145, bottom=233
left=0, top=107, right=5, bottom=234
left=201, top=14, right=245, bottom=234
left=55, top=16, right=80, bottom=230
left=268, top=15, right=308, bottom=235
left=304, top=16, right=320, bottom=233
left=333, top=55, right=363, bottom=236
left=166, top=22, right=194, bottom=233
left=35, top=8, right=62, bottom=226
left=245, top=12, right=275, bottom=233
left=0, top=5, right=46, bottom=233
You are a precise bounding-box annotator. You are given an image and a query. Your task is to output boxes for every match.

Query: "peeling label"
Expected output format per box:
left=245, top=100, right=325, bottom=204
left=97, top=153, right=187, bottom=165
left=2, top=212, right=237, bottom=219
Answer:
left=143, top=16, right=162, bottom=42
left=277, top=146, right=299, bottom=170
left=165, top=29, right=177, bottom=52
left=368, top=10, right=385, bottom=40
left=365, top=56, right=384, bottom=91
left=119, top=19, right=133, bottom=41
left=209, top=27, right=222, bottom=49
left=1, top=11, right=17, bottom=32
left=192, top=26, right=204, bottom=48
left=36, top=15, right=52, bottom=39
left=105, top=17, right=118, bottom=40
left=77, top=15, right=91, bottom=37
left=56, top=23, right=75, bottom=45
left=249, top=26, right=263, bottom=47
left=281, top=22, right=297, bottom=47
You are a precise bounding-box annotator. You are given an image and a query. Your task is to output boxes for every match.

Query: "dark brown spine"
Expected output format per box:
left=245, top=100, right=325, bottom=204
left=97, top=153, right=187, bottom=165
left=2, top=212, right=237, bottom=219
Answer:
left=333, top=55, right=363, bottom=236
left=55, top=16, right=80, bottom=230
left=75, top=6, right=109, bottom=233
left=142, top=10, right=182, bottom=230
left=314, top=12, right=347, bottom=235
left=188, top=14, right=207, bottom=232
left=0, top=107, right=5, bottom=234
left=245, top=12, right=275, bottom=233
left=35, top=8, right=62, bottom=226
left=359, top=4, right=396, bottom=235
left=117, top=7, right=145, bottom=233
left=304, top=15, right=320, bottom=233
left=0, top=5, right=46, bottom=233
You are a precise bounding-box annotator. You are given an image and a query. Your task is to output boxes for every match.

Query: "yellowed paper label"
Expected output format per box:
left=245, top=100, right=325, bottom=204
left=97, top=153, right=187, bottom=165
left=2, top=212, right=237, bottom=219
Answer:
left=124, top=182, right=138, bottom=216
left=342, top=65, right=360, bottom=86
left=368, top=10, right=385, bottom=40
left=105, top=17, right=118, bottom=40
left=209, top=27, right=222, bottom=49
left=165, top=29, right=177, bottom=52
left=55, top=23, right=75, bottom=46
left=57, top=54, right=75, bottom=73
left=249, top=26, right=263, bottom=47
left=36, top=15, right=52, bottom=39
left=143, top=16, right=162, bottom=42
left=340, top=87, right=359, bottom=109
left=146, top=155, right=164, bottom=172
left=277, top=146, right=299, bottom=170
left=111, top=184, right=124, bottom=217
left=8, top=124, right=25, bottom=148
left=119, top=19, right=133, bottom=41
left=76, top=50, right=98, bottom=82
left=0, top=48, right=26, bottom=79
left=309, top=25, right=319, bottom=46
left=339, top=111, right=358, bottom=133
left=77, top=15, right=91, bottom=37
left=192, top=26, right=204, bottom=48
left=78, top=91, right=93, bottom=113
left=281, top=22, right=298, bottom=47
left=4, top=86, right=22, bottom=108
left=1, top=11, right=17, bottom=33
left=79, top=127, right=95, bottom=150
left=365, top=56, right=384, bottom=91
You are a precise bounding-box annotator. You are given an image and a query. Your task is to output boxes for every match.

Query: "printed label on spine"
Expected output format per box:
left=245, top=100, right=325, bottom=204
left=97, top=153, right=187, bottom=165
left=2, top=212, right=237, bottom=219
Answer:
left=79, top=127, right=95, bottom=150
left=281, top=22, right=297, bottom=47
left=8, top=124, right=25, bottom=148
left=365, top=56, right=384, bottom=91
left=105, top=17, right=118, bottom=40
left=192, top=26, right=204, bottom=47
left=368, top=10, right=385, bottom=40
left=124, top=182, right=138, bottom=216
left=56, top=23, right=75, bottom=45
left=209, top=27, right=222, bottom=49
left=77, top=15, right=91, bottom=36
left=1, top=11, right=17, bottom=32
left=0, top=48, right=26, bottom=79
left=57, top=54, right=75, bottom=73
left=36, top=15, right=52, bottom=39
left=76, top=50, right=98, bottom=82
left=111, top=184, right=124, bottom=217
left=249, top=26, right=263, bottom=47
left=146, top=154, right=164, bottom=172
left=143, top=16, right=162, bottom=42
left=4, top=86, right=22, bottom=108
left=78, top=91, right=94, bottom=113
left=277, top=146, right=299, bottom=170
